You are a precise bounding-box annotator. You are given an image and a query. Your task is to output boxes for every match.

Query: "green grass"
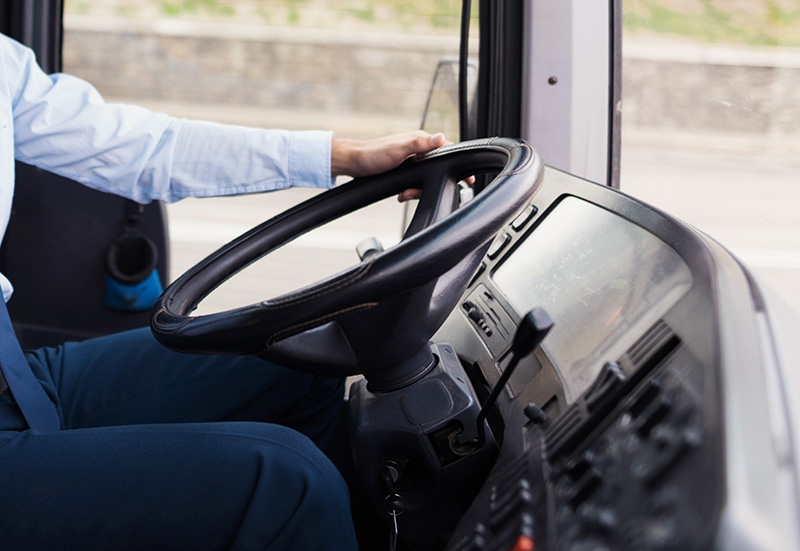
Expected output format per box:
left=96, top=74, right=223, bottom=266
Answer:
left=624, top=0, right=800, bottom=48
left=342, top=6, right=377, bottom=24
left=150, top=0, right=465, bottom=32
left=160, top=0, right=236, bottom=18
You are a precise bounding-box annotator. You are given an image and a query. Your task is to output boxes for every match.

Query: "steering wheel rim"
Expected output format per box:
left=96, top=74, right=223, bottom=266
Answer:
left=151, top=137, right=543, bottom=385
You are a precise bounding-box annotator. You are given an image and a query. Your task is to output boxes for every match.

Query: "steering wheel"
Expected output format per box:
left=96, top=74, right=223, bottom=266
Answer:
left=151, top=137, right=543, bottom=391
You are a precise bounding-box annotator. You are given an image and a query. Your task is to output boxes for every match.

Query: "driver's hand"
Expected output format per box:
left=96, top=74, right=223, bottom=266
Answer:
left=331, top=131, right=448, bottom=179
left=331, top=131, right=473, bottom=202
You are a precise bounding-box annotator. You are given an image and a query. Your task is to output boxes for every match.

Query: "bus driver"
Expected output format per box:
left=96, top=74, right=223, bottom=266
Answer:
left=0, top=31, right=446, bottom=551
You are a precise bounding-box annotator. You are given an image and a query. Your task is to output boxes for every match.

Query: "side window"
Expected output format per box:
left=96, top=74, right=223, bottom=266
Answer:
left=62, top=0, right=471, bottom=312
left=620, top=1, right=800, bottom=312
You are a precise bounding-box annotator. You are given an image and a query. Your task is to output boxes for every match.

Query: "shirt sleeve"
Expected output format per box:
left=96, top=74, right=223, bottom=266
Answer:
left=4, top=33, right=334, bottom=204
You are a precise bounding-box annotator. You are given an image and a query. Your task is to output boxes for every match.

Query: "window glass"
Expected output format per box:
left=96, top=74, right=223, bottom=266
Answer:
left=62, top=0, right=473, bottom=313
left=620, top=0, right=800, bottom=313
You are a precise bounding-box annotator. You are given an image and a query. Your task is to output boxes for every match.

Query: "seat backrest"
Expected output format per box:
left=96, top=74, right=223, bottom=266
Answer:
left=1, top=163, right=170, bottom=349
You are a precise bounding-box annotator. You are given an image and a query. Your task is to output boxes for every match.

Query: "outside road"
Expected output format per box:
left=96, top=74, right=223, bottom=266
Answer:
left=622, top=137, right=800, bottom=315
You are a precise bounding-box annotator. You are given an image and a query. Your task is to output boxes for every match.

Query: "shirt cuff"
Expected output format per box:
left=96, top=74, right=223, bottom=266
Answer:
left=290, top=130, right=335, bottom=189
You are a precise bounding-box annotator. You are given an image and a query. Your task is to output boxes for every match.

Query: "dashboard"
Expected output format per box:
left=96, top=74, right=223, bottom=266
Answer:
left=433, top=167, right=800, bottom=551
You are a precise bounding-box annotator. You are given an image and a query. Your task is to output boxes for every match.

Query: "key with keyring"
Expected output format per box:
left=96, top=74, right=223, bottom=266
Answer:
left=383, top=493, right=405, bottom=551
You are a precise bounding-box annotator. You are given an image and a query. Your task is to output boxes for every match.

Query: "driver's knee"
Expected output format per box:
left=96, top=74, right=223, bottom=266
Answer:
left=233, top=423, right=357, bottom=550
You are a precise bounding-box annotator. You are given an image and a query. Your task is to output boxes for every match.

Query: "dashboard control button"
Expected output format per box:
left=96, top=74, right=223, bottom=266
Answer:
left=464, top=535, right=487, bottom=551
left=564, top=466, right=603, bottom=508
left=463, top=301, right=493, bottom=337
left=487, top=233, right=512, bottom=259
left=511, top=205, right=538, bottom=231
left=490, top=486, right=533, bottom=529
left=523, top=402, right=550, bottom=427
left=632, top=392, right=674, bottom=437
left=577, top=504, right=619, bottom=533
left=628, top=379, right=663, bottom=417
left=584, top=361, right=627, bottom=414
left=509, top=535, right=535, bottom=551
left=631, top=426, right=702, bottom=487
left=469, top=262, right=487, bottom=286
left=490, top=478, right=531, bottom=514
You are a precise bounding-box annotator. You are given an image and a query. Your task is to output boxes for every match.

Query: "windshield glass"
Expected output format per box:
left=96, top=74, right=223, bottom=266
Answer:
left=620, top=0, right=800, bottom=315
left=61, top=1, right=799, bottom=316
left=62, top=0, right=475, bottom=314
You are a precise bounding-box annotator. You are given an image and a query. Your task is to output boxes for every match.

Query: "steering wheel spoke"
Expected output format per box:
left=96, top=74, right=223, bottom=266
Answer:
left=403, top=164, right=462, bottom=239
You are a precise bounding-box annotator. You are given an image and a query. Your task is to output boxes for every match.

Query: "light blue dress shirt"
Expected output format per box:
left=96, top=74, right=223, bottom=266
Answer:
left=0, top=32, right=334, bottom=302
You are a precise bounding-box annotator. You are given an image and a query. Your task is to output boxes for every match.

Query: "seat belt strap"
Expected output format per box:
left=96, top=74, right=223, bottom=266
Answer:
left=0, top=300, right=60, bottom=432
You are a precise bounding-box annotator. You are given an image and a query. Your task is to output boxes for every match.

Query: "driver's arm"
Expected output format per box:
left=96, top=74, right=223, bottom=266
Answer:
left=3, top=32, right=445, bottom=205
left=4, top=32, right=332, bottom=204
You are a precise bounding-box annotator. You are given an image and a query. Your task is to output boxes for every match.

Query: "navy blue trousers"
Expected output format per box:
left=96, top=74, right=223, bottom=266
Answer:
left=0, top=327, right=357, bottom=551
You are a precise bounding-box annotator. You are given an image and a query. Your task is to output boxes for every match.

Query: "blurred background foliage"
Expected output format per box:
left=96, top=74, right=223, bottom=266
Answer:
left=66, top=0, right=800, bottom=46
left=625, top=0, right=800, bottom=47
left=67, top=0, right=467, bottom=34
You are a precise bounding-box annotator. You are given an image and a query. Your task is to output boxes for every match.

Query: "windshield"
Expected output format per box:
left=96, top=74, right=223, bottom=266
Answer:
left=62, top=0, right=475, bottom=314
left=619, top=0, right=800, bottom=315
left=61, top=0, right=800, bottom=315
